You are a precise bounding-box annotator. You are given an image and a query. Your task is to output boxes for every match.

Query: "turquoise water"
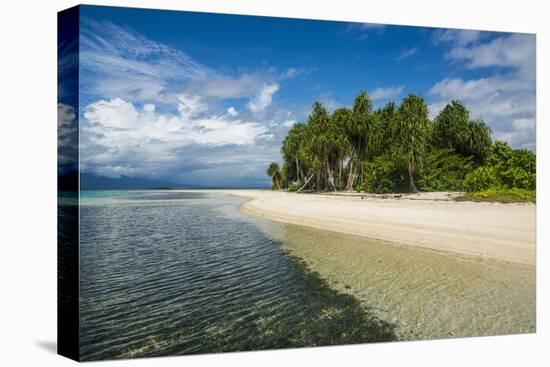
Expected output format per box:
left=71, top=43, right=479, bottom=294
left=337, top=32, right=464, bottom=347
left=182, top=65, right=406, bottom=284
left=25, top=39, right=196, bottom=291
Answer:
left=77, top=190, right=395, bottom=360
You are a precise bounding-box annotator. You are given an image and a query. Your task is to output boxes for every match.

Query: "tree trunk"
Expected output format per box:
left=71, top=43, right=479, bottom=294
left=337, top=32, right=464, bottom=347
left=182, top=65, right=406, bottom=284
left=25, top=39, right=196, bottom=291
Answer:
left=338, top=159, right=344, bottom=190
left=295, top=157, right=301, bottom=183
left=316, top=171, right=321, bottom=192
left=408, top=160, right=417, bottom=193
left=274, top=176, right=280, bottom=190
left=346, top=154, right=355, bottom=191
left=326, top=161, right=336, bottom=191
left=297, top=172, right=315, bottom=192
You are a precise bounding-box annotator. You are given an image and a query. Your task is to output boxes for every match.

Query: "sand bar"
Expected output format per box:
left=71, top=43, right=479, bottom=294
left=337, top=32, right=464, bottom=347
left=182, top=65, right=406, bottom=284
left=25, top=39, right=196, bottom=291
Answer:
left=213, top=190, right=536, bottom=266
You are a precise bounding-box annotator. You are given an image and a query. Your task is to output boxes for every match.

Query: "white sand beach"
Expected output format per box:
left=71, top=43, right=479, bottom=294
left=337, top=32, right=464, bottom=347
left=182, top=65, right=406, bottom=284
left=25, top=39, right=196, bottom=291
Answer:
left=218, top=190, right=536, bottom=266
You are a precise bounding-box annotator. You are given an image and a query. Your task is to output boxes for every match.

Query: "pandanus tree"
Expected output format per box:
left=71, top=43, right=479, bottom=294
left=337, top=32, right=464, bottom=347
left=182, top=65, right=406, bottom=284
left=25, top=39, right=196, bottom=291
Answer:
left=391, top=93, right=430, bottom=193
left=330, top=108, right=354, bottom=189
left=432, top=100, right=492, bottom=164
left=343, top=91, right=379, bottom=190
left=281, top=123, right=308, bottom=185
left=306, top=102, right=334, bottom=190
left=378, top=101, right=397, bottom=151
left=266, top=162, right=281, bottom=190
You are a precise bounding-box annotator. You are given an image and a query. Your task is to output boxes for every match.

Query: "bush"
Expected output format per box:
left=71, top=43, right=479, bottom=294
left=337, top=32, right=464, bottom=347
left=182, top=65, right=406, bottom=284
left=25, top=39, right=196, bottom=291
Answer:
left=417, top=148, right=472, bottom=191
left=500, top=166, right=536, bottom=190
left=361, top=157, right=397, bottom=193
left=460, top=188, right=535, bottom=203
left=463, top=166, right=501, bottom=192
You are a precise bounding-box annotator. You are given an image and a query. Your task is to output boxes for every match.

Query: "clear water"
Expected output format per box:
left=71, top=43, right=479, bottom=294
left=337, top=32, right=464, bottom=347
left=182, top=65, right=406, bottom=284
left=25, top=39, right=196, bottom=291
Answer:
left=277, top=224, right=536, bottom=340
left=78, top=191, right=395, bottom=360
left=77, top=190, right=535, bottom=360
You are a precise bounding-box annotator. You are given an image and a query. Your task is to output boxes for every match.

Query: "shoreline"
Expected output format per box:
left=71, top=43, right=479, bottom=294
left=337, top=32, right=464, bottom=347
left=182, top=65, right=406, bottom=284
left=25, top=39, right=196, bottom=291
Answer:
left=197, top=189, right=535, bottom=266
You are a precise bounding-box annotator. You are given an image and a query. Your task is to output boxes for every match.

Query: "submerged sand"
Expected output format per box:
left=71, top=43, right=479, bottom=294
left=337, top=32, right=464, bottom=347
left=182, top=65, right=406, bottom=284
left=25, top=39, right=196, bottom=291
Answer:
left=173, top=189, right=536, bottom=338
left=271, top=223, right=535, bottom=339
left=224, top=190, right=536, bottom=266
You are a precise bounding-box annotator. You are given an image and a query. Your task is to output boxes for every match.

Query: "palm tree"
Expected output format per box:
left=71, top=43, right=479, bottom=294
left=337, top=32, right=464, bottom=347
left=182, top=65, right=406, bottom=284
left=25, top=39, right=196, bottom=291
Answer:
left=266, top=162, right=281, bottom=190
left=391, top=94, right=430, bottom=193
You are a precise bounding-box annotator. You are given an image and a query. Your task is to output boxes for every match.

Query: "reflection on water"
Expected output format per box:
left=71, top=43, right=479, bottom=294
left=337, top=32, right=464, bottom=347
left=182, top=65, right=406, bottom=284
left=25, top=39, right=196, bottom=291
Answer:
left=79, top=191, right=395, bottom=361
left=276, top=223, right=535, bottom=340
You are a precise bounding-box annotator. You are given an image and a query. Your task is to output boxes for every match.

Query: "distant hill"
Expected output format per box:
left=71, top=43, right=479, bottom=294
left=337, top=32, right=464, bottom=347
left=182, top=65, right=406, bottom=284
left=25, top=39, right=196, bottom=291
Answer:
left=79, top=173, right=193, bottom=190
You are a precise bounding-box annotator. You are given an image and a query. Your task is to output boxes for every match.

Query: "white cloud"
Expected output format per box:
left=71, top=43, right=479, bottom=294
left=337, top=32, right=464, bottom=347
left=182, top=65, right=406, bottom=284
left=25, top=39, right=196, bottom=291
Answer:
left=283, top=119, right=297, bottom=128
left=143, top=103, right=156, bottom=113
left=397, top=47, right=418, bottom=60
left=429, top=33, right=535, bottom=149
left=347, top=22, right=386, bottom=41
left=80, top=18, right=212, bottom=104
left=247, top=84, right=280, bottom=113
left=369, top=86, right=404, bottom=101
left=177, top=94, right=207, bottom=119
left=433, top=29, right=482, bottom=47
left=445, top=34, right=535, bottom=72
left=78, top=18, right=309, bottom=184
left=227, top=107, right=238, bottom=116
left=81, top=97, right=270, bottom=177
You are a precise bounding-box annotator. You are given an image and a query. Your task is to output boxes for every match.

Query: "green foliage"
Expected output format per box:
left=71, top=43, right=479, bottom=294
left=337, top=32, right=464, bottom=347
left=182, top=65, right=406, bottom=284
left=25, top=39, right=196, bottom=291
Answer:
left=270, top=93, right=536, bottom=195
left=486, top=141, right=536, bottom=190
left=285, top=182, right=302, bottom=192
left=432, top=100, right=470, bottom=147
left=417, top=148, right=473, bottom=191
left=463, top=166, right=501, bottom=192
left=361, top=156, right=398, bottom=193
left=266, top=162, right=281, bottom=190
left=460, top=188, right=535, bottom=203
left=391, top=94, right=430, bottom=192
left=432, top=100, right=492, bottom=164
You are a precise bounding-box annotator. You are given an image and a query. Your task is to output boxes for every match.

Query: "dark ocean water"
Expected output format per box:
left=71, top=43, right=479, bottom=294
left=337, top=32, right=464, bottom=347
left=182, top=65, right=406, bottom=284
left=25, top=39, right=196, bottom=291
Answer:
left=78, top=191, right=395, bottom=360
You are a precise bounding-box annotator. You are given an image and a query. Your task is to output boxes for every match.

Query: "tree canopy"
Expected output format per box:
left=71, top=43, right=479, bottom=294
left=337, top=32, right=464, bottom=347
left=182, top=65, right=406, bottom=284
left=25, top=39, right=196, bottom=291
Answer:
left=268, top=91, right=535, bottom=198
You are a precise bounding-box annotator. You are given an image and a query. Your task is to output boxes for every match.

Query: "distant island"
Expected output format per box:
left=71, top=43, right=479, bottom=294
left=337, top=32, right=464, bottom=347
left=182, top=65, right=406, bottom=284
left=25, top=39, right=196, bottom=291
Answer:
left=266, top=91, right=535, bottom=203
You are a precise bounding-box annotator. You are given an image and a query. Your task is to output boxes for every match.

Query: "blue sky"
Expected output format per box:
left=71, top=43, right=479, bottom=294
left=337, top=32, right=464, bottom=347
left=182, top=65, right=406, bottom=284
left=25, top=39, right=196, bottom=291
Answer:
left=65, top=5, right=536, bottom=187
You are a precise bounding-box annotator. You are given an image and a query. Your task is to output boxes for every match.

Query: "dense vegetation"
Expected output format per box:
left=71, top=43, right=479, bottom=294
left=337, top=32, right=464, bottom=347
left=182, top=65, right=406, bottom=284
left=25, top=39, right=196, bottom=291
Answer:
left=266, top=91, right=536, bottom=202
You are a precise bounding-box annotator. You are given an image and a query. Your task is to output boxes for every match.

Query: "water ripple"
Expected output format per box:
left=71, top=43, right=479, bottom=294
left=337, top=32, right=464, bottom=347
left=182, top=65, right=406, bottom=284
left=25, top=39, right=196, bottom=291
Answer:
left=78, top=191, right=396, bottom=360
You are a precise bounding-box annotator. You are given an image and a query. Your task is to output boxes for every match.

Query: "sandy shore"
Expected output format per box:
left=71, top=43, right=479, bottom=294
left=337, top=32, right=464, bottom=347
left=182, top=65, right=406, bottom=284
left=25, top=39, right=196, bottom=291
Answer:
left=218, top=190, right=536, bottom=266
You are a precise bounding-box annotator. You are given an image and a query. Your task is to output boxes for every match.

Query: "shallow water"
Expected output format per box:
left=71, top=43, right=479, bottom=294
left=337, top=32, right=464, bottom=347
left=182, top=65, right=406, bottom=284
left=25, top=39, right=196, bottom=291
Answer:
left=78, top=191, right=395, bottom=360
left=275, top=224, right=535, bottom=340
left=77, top=190, right=535, bottom=360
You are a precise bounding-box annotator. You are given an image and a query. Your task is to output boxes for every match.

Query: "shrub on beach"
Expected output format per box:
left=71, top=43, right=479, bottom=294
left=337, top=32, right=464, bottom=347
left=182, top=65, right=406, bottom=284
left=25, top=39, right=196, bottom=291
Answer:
left=463, top=166, right=501, bottom=192
left=361, top=157, right=398, bottom=193
left=417, top=148, right=472, bottom=191
left=460, top=188, right=535, bottom=203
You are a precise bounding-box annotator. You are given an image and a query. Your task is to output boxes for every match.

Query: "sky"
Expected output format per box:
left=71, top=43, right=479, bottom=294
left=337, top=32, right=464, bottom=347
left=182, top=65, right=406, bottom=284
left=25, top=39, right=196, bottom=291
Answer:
left=60, top=5, right=536, bottom=188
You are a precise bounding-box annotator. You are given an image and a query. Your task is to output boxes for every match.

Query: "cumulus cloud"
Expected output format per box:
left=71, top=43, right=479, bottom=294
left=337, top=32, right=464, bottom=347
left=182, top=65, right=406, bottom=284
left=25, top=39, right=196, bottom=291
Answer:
left=81, top=97, right=271, bottom=177
left=429, top=33, right=536, bottom=150
left=227, top=107, right=238, bottom=116
left=445, top=34, right=535, bottom=72
left=247, top=84, right=280, bottom=113
left=369, top=86, right=404, bottom=102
